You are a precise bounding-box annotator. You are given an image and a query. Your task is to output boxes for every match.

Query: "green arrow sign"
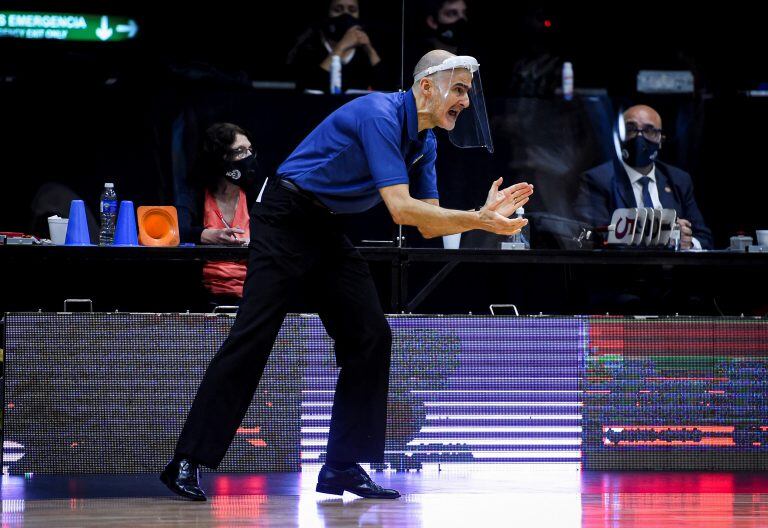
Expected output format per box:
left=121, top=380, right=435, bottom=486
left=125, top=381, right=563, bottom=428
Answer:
left=0, top=12, right=139, bottom=42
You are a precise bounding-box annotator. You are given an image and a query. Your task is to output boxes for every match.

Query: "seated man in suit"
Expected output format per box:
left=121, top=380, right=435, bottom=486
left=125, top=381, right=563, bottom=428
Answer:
left=574, top=105, right=713, bottom=249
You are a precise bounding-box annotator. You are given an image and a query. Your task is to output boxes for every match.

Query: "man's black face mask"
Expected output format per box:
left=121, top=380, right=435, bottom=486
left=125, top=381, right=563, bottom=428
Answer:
left=432, top=18, right=468, bottom=46
left=621, top=136, right=660, bottom=168
left=325, top=13, right=359, bottom=41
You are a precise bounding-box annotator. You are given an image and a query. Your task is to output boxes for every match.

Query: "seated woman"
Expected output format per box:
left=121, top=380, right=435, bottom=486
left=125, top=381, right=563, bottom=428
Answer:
left=286, top=0, right=384, bottom=92
left=177, top=122, right=261, bottom=308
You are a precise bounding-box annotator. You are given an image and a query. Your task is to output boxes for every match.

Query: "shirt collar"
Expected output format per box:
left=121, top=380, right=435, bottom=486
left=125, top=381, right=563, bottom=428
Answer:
left=622, top=161, right=656, bottom=185
left=321, top=38, right=355, bottom=64
left=404, top=89, right=420, bottom=143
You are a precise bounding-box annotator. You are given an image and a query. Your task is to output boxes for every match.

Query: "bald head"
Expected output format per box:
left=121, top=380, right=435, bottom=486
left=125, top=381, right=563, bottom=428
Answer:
left=413, top=49, right=456, bottom=83
left=410, top=49, right=473, bottom=133
left=623, top=105, right=662, bottom=130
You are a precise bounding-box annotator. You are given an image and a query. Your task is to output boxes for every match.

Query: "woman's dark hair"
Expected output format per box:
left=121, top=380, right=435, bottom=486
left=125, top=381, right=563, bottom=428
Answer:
left=192, top=122, right=251, bottom=193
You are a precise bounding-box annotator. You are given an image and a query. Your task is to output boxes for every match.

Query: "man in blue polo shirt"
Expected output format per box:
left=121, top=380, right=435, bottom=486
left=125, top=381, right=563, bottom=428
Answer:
left=162, top=50, right=534, bottom=501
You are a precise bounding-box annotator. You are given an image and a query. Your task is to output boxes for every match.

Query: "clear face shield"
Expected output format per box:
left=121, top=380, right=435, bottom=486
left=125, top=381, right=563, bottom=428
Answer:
left=414, top=56, right=494, bottom=154
left=613, top=108, right=626, bottom=160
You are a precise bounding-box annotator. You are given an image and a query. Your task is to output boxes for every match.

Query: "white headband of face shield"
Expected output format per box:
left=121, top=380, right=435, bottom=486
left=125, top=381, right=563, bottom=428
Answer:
left=413, top=55, right=480, bottom=82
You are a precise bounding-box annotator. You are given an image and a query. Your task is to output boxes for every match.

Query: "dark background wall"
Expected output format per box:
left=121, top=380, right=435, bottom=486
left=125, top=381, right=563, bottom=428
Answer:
left=1, top=1, right=766, bottom=248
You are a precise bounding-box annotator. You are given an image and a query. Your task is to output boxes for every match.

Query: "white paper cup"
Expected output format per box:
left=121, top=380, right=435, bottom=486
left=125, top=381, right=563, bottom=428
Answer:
left=442, top=233, right=461, bottom=249
left=48, top=216, right=69, bottom=245
left=757, top=230, right=768, bottom=247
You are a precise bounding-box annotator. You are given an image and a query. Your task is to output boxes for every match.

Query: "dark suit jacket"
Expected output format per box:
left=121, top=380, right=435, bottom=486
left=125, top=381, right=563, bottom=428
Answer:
left=573, top=158, right=713, bottom=249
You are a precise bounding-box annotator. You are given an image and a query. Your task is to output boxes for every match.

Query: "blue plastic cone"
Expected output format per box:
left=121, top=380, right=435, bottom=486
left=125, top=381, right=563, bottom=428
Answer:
left=113, top=200, right=139, bottom=246
left=64, top=200, right=93, bottom=246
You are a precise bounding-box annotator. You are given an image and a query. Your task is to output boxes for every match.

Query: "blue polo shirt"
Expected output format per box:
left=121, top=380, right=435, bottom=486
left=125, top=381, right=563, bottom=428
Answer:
left=277, top=89, right=438, bottom=214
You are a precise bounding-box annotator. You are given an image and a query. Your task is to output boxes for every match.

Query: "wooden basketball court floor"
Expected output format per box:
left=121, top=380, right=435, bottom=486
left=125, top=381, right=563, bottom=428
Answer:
left=2, top=464, right=768, bottom=527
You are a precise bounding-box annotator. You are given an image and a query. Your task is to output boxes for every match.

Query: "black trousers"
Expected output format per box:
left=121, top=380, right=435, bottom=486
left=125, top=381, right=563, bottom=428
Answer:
left=175, top=179, right=392, bottom=468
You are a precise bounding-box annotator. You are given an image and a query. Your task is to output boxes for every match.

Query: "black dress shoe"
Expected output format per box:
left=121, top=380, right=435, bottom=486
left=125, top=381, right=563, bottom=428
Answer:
left=160, top=457, right=207, bottom=501
left=316, top=464, right=400, bottom=499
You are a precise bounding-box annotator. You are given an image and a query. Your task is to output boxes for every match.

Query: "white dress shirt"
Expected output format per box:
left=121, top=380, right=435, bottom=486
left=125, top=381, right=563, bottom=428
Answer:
left=323, top=38, right=356, bottom=64
left=622, top=162, right=701, bottom=249
left=622, top=162, right=661, bottom=209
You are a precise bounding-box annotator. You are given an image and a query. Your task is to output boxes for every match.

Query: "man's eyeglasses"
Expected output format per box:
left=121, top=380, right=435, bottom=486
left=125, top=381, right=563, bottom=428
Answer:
left=625, top=123, right=664, bottom=143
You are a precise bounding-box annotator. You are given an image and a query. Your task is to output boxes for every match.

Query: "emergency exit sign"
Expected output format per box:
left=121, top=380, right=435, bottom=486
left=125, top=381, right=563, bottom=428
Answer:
left=0, top=12, right=139, bottom=42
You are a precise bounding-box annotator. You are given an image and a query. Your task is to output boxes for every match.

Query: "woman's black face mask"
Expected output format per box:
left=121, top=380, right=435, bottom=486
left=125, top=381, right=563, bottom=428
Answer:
left=223, top=153, right=259, bottom=188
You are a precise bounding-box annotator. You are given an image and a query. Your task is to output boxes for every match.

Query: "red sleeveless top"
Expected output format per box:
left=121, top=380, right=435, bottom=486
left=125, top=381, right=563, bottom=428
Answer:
left=201, top=189, right=250, bottom=296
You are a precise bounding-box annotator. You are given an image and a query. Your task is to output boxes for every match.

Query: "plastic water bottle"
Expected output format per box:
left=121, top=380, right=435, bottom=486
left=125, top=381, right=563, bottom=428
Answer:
left=99, top=182, right=118, bottom=246
left=500, top=208, right=530, bottom=250
left=562, top=61, right=573, bottom=100
left=669, top=223, right=681, bottom=251
left=330, top=54, right=342, bottom=94
left=517, top=207, right=531, bottom=249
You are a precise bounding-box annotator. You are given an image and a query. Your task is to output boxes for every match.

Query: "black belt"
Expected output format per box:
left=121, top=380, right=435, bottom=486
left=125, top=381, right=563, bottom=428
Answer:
left=277, top=178, right=332, bottom=212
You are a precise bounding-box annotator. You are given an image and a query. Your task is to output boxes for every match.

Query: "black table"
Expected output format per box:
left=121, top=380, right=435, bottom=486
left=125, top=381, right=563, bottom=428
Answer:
left=2, top=245, right=766, bottom=315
